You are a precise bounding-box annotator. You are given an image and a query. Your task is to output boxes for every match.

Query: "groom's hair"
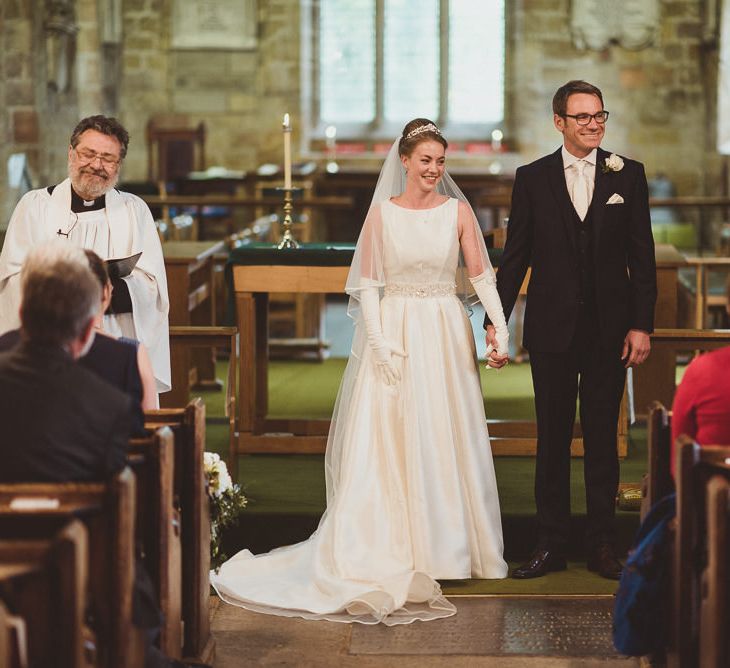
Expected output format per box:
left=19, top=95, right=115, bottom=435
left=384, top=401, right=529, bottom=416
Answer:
left=552, top=80, right=604, bottom=117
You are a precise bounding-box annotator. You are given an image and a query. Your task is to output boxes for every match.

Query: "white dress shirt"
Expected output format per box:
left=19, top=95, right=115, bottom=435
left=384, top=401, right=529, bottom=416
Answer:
left=562, top=146, right=597, bottom=221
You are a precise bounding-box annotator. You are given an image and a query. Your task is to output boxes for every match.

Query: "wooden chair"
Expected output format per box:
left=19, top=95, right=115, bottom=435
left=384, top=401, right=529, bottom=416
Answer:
left=699, top=474, right=730, bottom=668
left=641, top=401, right=674, bottom=520
left=147, top=121, right=205, bottom=182
left=0, top=519, right=88, bottom=667
left=0, top=469, right=144, bottom=668
left=127, top=427, right=182, bottom=659
left=670, top=437, right=730, bottom=668
left=144, top=399, right=214, bottom=664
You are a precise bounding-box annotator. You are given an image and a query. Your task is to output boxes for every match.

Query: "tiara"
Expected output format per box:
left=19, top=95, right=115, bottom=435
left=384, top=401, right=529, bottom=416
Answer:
left=405, top=123, right=441, bottom=140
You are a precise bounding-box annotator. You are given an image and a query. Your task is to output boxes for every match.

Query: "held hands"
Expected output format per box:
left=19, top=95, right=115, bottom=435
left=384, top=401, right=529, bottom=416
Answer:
left=485, top=324, right=510, bottom=369
left=470, top=271, right=510, bottom=370
left=622, top=329, right=651, bottom=368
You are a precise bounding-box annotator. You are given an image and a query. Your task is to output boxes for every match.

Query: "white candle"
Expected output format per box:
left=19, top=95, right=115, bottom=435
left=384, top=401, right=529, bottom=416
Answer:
left=491, top=128, right=503, bottom=152
left=283, top=113, right=292, bottom=189
left=325, top=125, right=337, bottom=151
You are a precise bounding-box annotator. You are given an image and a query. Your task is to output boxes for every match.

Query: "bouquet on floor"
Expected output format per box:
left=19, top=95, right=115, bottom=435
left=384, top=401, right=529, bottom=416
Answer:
left=204, top=452, right=247, bottom=569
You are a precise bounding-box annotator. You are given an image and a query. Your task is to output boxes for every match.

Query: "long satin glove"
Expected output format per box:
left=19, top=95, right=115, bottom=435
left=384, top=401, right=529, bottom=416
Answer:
left=470, top=271, right=509, bottom=358
left=360, top=287, right=407, bottom=385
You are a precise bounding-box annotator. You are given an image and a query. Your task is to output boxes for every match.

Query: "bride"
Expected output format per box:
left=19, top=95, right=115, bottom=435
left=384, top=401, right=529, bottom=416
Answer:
left=211, top=119, right=510, bottom=624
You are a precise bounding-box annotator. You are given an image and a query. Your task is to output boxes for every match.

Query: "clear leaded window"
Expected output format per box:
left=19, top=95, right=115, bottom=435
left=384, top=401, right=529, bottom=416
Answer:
left=315, top=0, right=505, bottom=140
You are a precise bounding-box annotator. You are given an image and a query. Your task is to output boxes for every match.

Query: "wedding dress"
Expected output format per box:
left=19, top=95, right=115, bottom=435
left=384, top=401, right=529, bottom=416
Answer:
left=211, top=196, right=508, bottom=625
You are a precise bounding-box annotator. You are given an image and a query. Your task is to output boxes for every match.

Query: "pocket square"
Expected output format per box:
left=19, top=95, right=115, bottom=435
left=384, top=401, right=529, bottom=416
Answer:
left=606, top=193, right=624, bottom=204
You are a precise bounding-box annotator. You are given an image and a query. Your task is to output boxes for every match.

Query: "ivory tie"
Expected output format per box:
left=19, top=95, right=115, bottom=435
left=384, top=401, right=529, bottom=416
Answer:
left=571, top=159, right=590, bottom=221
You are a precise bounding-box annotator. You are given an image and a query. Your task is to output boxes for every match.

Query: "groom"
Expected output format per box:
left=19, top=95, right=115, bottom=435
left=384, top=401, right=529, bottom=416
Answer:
left=485, top=80, right=657, bottom=579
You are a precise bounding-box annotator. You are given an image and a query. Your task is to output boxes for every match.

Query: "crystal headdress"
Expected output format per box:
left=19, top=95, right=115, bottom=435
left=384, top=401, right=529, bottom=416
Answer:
left=405, top=123, right=441, bottom=140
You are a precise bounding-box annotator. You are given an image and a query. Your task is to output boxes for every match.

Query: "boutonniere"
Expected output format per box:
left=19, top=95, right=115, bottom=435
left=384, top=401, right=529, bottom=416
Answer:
left=602, top=153, right=624, bottom=173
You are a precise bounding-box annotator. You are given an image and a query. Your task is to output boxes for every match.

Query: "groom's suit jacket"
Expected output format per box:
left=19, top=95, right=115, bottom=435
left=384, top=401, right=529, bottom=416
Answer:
left=491, top=146, right=657, bottom=352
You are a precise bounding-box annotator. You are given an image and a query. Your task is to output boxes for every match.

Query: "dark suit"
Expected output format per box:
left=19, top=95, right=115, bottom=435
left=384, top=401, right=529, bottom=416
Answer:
left=488, top=147, right=657, bottom=551
left=0, top=341, right=131, bottom=482
left=0, top=329, right=145, bottom=436
left=0, top=341, right=173, bottom=666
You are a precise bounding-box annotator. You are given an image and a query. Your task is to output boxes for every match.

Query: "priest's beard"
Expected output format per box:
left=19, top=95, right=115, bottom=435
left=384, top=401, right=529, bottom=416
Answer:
left=68, top=162, right=119, bottom=201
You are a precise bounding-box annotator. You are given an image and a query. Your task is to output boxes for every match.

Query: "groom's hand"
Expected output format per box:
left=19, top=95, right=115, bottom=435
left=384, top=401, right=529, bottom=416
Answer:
left=485, top=325, right=509, bottom=369
left=621, top=329, right=651, bottom=368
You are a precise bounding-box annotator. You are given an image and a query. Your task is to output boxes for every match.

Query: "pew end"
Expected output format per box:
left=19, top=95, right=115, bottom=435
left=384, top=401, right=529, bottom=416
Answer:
left=144, top=398, right=214, bottom=664
left=0, top=469, right=145, bottom=668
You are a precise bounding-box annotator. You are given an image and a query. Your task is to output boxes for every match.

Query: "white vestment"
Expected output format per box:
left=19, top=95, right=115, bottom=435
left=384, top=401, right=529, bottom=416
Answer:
left=0, top=178, right=171, bottom=392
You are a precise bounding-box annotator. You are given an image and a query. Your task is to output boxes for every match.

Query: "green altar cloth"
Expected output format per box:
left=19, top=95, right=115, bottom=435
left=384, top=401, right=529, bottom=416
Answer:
left=224, top=241, right=503, bottom=323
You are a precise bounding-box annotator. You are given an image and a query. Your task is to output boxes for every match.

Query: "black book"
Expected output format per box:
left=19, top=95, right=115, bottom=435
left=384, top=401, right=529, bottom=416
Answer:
left=106, top=251, right=142, bottom=279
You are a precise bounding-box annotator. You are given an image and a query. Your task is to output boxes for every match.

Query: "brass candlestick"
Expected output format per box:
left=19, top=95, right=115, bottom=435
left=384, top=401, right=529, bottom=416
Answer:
left=277, top=187, right=301, bottom=249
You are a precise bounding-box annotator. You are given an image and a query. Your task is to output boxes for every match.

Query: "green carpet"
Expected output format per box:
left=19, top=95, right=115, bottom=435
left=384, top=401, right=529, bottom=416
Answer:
left=440, top=563, right=618, bottom=596
left=197, top=359, right=644, bottom=594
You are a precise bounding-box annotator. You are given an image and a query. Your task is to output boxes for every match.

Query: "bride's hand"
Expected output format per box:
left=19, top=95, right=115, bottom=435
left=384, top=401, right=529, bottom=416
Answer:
left=374, top=343, right=407, bottom=385
left=485, top=327, right=509, bottom=369
left=486, top=348, right=509, bottom=369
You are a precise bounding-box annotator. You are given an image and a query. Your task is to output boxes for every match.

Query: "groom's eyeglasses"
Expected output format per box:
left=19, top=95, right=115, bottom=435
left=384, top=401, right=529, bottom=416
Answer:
left=563, top=111, right=609, bottom=126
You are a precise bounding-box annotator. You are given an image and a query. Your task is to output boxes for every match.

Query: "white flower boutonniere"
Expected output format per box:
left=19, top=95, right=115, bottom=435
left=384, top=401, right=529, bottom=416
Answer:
left=602, top=153, right=624, bottom=173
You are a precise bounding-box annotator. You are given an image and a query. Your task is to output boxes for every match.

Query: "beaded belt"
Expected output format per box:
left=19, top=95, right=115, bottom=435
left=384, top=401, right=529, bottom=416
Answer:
left=384, top=283, right=456, bottom=298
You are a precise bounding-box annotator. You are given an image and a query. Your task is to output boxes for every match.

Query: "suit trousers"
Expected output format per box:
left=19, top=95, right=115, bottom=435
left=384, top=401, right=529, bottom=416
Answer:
left=529, top=304, right=626, bottom=553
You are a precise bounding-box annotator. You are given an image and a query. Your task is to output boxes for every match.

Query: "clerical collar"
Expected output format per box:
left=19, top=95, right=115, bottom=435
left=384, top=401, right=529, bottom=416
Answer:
left=47, top=184, right=107, bottom=212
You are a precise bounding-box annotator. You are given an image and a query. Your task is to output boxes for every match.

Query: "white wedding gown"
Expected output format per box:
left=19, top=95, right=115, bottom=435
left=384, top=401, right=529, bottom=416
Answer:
left=211, top=198, right=507, bottom=624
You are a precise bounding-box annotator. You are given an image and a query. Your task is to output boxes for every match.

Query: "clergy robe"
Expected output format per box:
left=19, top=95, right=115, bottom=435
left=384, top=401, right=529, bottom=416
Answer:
left=0, top=178, right=171, bottom=392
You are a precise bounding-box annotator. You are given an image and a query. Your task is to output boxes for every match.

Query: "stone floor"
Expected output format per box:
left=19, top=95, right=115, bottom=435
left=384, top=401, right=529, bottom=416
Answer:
left=209, top=595, right=640, bottom=667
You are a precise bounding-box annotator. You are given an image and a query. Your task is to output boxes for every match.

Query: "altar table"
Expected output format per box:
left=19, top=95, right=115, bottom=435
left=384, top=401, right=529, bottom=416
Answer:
left=227, top=244, right=610, bottom=459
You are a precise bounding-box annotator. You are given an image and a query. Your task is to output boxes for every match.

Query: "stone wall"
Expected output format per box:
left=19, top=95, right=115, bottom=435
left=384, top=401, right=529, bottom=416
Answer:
left=118, top=0, right=302, bottom=181
left=0, top=0, right=725, bottom=227
left=507, top=0, right=719, bottom=196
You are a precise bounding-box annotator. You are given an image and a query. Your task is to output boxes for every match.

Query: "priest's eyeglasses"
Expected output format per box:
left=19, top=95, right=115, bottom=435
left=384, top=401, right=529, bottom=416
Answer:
left=74, top=148, right=121, bottom=167
left=563, top=111, right=609, bottom=126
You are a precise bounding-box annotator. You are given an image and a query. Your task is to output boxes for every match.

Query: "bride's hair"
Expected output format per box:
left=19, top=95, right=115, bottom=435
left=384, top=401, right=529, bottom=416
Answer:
left=398, top=118, right=448, bottom=157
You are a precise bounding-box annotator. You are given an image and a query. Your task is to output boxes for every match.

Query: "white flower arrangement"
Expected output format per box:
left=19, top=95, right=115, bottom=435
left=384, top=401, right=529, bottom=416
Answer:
left=602, top=153, right=624, bottom=173
left=204, top=452, right=247, bottom=568
left=204, top=452, right=233, bottom=498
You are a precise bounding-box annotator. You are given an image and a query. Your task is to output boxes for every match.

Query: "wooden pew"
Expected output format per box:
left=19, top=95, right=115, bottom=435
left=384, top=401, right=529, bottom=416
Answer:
left=641, top=401, right=674, bottom=520
left=127, top=426, right=183, bottom=659
left=144, top=398, right=214, bottom=664
left=0, top=600, right=26, bottom=668
left=0, top=469, right=144, bottom=668
left=699, top=474, right=730, bottom=668
left=0, top=600, right=11, bottom=668
left=167, top=325, right=237, bottom=461
left=670, top=437, right=730, bottom=668
left=0, top=519, right=88, bottom=667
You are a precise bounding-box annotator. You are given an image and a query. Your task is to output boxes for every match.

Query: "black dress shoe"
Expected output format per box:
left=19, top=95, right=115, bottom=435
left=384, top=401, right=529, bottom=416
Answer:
left=587, top=543, right=623, bottom=580
left=512, top=549, right=567, bottom=579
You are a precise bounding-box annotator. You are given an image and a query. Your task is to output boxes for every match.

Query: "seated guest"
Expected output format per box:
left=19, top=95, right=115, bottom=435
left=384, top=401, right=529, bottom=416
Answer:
left=84, top=249, right=158, bottom=410
left=671, top=275, right=730, bottom=476
left=0, top=241, right=204, bottom=668
left=0, top=240, right=131, bottom=482
left=0, top=250, right=155, bottom=434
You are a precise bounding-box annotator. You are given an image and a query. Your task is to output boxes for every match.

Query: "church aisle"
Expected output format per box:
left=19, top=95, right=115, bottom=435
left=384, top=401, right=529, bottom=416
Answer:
left=209, top=595, right=637, bottom=666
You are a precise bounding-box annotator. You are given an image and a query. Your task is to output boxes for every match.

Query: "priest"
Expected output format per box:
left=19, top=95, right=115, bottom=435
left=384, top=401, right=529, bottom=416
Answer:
left=0, top=115, right=170, bottom=393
